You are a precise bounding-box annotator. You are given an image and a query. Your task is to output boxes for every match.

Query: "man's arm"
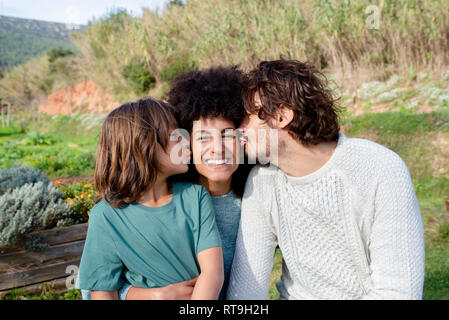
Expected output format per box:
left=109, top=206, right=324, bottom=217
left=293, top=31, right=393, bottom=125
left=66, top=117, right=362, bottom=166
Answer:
left=91, top=290, right=119, bottom=300
left=362, top=155, right=425, bottom=299
left=191, top=246, right=224, bottom=300
left=125, top=278, right=198, bottom=300
left=227, top=166, right=278, bottom=300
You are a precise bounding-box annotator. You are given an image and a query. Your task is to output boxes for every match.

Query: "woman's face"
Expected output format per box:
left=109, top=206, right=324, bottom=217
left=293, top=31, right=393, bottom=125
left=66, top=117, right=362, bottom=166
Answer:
left=191, top=116, right=240, bottom=183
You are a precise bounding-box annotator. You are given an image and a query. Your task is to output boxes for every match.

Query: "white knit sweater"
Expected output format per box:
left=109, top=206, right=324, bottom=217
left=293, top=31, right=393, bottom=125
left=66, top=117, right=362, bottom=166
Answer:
left=227, top=133, right=425, bottom=300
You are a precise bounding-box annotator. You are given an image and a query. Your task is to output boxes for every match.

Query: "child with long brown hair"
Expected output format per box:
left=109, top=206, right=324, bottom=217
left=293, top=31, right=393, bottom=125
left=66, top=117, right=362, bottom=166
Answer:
left=78, top=97, right=224, bottom=300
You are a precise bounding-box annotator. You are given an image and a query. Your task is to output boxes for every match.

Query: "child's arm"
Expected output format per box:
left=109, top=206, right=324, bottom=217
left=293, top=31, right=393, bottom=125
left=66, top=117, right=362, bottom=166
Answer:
left=91, top=290, right=119, bottom=300
left=78, top=203, right=124, bottom=297
left=191, top=246, right=224, bottom=300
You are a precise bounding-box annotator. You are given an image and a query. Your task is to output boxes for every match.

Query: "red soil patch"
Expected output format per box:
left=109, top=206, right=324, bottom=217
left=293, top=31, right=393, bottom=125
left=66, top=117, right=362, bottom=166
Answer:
left=39, top=79, right=119, bottom=115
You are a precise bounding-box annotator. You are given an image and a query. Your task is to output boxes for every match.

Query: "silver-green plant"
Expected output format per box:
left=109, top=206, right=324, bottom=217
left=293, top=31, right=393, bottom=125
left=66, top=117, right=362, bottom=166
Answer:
left=0, top=165, right=49, bottom=195
left=0, top=181, right=76, bottom=247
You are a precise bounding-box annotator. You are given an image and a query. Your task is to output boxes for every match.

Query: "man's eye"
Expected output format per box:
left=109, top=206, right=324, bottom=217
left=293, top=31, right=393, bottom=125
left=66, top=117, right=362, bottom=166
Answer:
left=197, top=136, right=210, bottom=141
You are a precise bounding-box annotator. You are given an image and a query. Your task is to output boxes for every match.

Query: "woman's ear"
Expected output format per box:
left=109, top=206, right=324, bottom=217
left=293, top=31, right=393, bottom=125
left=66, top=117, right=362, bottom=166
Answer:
left=275, top=104, right=294, bottom=129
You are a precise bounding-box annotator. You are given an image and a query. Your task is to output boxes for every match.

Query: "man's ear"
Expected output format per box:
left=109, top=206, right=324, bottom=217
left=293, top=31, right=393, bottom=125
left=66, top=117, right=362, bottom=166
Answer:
left=275, top=104, right=294, bottom=129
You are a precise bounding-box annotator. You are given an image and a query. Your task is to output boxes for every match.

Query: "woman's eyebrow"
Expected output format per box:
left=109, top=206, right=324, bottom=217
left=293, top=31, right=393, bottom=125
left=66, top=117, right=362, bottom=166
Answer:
left=194, top=128, right=235, bottom=136
left=193, top=130, right=211, bottom=136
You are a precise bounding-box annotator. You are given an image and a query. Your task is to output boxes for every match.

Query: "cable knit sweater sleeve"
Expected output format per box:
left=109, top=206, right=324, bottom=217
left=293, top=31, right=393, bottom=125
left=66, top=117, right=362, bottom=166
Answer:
left=226, top=166, right=278, bottom=300
left=362, top=152, right=425, bottom=299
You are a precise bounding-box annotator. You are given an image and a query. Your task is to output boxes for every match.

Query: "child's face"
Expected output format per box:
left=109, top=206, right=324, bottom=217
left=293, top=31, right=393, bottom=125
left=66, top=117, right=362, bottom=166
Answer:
left=158, top=127, right=191, bottom=177
left=191, top=116, right=240, bottom=184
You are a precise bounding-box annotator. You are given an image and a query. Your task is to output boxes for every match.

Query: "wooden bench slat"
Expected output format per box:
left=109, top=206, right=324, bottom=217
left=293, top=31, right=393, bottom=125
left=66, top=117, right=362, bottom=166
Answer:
left=0, top=258, right=80, bottom=291
left=25, top=223, right=88, bottom=246
left=0, top=223, right=88, bottom=254
left=0, top=240, right=84, bottom=270
left=0, top=276, right=72, bottom=299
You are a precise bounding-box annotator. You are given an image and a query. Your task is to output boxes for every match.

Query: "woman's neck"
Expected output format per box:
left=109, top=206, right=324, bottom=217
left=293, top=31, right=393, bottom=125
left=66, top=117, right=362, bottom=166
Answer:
left=138, top=176, right=172, bottom=207
left=198, top=175, right=232, bottom=197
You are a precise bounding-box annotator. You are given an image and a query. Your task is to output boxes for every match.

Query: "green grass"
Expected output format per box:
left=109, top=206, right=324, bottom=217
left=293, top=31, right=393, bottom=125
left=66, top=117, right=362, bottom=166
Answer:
left=269, top=249, right=282, bottom=300
left=0, top=115, right=100, bottom=178
left=1, top=287, right=81, bottom=300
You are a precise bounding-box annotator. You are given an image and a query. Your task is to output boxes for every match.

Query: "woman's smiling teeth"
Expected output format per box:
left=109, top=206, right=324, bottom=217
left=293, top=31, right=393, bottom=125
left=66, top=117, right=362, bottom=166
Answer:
left=205, top=158, right=231, bottom=165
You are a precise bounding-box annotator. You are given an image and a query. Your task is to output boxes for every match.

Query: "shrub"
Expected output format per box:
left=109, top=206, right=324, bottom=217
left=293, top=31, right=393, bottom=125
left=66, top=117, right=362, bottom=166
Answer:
left=158, top=53, right=197, bottom=84
left=22, top=131, right=59, bottom=146
left=0, top=181, right=77, bottom=248
left=38, top=76, right=55, bottom=94
left=0, top=165, right=49, bottom=195
left=47, top=47, right=74, bottom=64
left=121, top=62, right=155, bottom=94
left=32, top=151, right=95, bottom=177
left=59, top=181, right=96, bottom=222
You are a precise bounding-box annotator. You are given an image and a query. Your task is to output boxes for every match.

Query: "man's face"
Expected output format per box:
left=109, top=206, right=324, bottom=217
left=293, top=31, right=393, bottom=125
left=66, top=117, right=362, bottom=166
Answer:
left=238, top=93, right=278, bottom=164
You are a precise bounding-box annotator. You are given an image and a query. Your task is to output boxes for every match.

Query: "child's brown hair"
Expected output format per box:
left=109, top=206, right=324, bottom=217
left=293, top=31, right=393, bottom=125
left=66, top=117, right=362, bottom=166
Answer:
left=95, top=97, right=177, bottom=208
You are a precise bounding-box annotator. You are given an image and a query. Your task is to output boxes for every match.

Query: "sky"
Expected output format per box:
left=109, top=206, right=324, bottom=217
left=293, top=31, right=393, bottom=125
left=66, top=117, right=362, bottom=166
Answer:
left=0, top=0, right=171, bottom=25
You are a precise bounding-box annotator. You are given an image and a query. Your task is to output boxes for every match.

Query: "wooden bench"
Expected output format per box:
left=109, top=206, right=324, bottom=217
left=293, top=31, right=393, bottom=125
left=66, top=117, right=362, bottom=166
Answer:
left=0, top=223, right=88, bottom=298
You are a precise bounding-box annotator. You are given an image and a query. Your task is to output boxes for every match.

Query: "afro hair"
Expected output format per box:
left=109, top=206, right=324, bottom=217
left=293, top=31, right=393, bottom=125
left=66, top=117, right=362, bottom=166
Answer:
left=166, top=65, right=252, bottom=198
left=166, top=65, right=247, bottom=131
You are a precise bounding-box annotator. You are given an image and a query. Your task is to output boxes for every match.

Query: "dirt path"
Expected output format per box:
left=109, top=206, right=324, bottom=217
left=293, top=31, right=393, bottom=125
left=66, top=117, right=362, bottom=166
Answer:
left=50, top=176, right=94, bottom=186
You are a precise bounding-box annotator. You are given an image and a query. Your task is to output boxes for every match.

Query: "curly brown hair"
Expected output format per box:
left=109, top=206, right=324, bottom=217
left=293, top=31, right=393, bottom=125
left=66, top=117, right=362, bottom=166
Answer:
left=242, top=59, right=341, bottom=146
left=95, top=97, right=178, bottom=208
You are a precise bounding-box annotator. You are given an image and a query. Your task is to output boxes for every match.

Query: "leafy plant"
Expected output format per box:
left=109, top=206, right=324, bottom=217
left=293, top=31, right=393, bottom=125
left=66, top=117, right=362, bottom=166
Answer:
left=121, top=61, right=155, bottom=94
left=47, top=47, right=74, bottom=64
left=0, top=181, right=77, bottom=248
left=58, top=181, right=96, bottom=222
left=38, top=75, right=55, bottom=94
left=158, top=53, right=197, bottom=84
left=0, top=165, right=49, bottom=195
left=22, top=131, right=58, bottom=146
left=0, top=287, right=82, bottom=300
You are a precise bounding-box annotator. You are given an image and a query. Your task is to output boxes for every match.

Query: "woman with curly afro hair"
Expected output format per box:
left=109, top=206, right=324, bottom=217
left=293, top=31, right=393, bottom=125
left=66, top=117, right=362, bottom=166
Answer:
left=119, top=66, right=253, bottom=300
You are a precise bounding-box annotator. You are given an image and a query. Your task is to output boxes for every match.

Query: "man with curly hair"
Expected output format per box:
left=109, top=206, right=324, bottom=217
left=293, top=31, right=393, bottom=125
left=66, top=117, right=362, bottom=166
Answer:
left=227, top=59, right=425, bottom=300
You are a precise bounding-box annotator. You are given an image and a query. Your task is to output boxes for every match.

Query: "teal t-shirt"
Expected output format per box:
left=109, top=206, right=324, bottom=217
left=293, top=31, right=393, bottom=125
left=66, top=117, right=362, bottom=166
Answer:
left=78, top=182, right=222, bottom=291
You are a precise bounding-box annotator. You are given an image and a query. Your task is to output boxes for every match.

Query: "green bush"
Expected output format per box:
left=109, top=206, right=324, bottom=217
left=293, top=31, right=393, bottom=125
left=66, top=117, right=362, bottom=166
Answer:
left=31, top=151, right=95, bottom=177
left=0, top=138, right=96, bottom=177
left=58, top=181, right=96, bottom=223
left=47, top=47, right=74, bottom=64
left=158, top=53, right=197, bottom=84
left=0, top=165, right=49, bottom=195
left=0, top=181, right=77, bottom=247
left=121, top=62, right=155, bottom=94
left=22, top=131, right=59, bottom=146
left=38, top=76, right=55, bottom=94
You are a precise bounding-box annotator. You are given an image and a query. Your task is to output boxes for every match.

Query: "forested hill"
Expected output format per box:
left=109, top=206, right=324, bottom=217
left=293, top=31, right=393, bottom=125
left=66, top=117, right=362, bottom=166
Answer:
left=0, top=15, right=84, bottom=68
